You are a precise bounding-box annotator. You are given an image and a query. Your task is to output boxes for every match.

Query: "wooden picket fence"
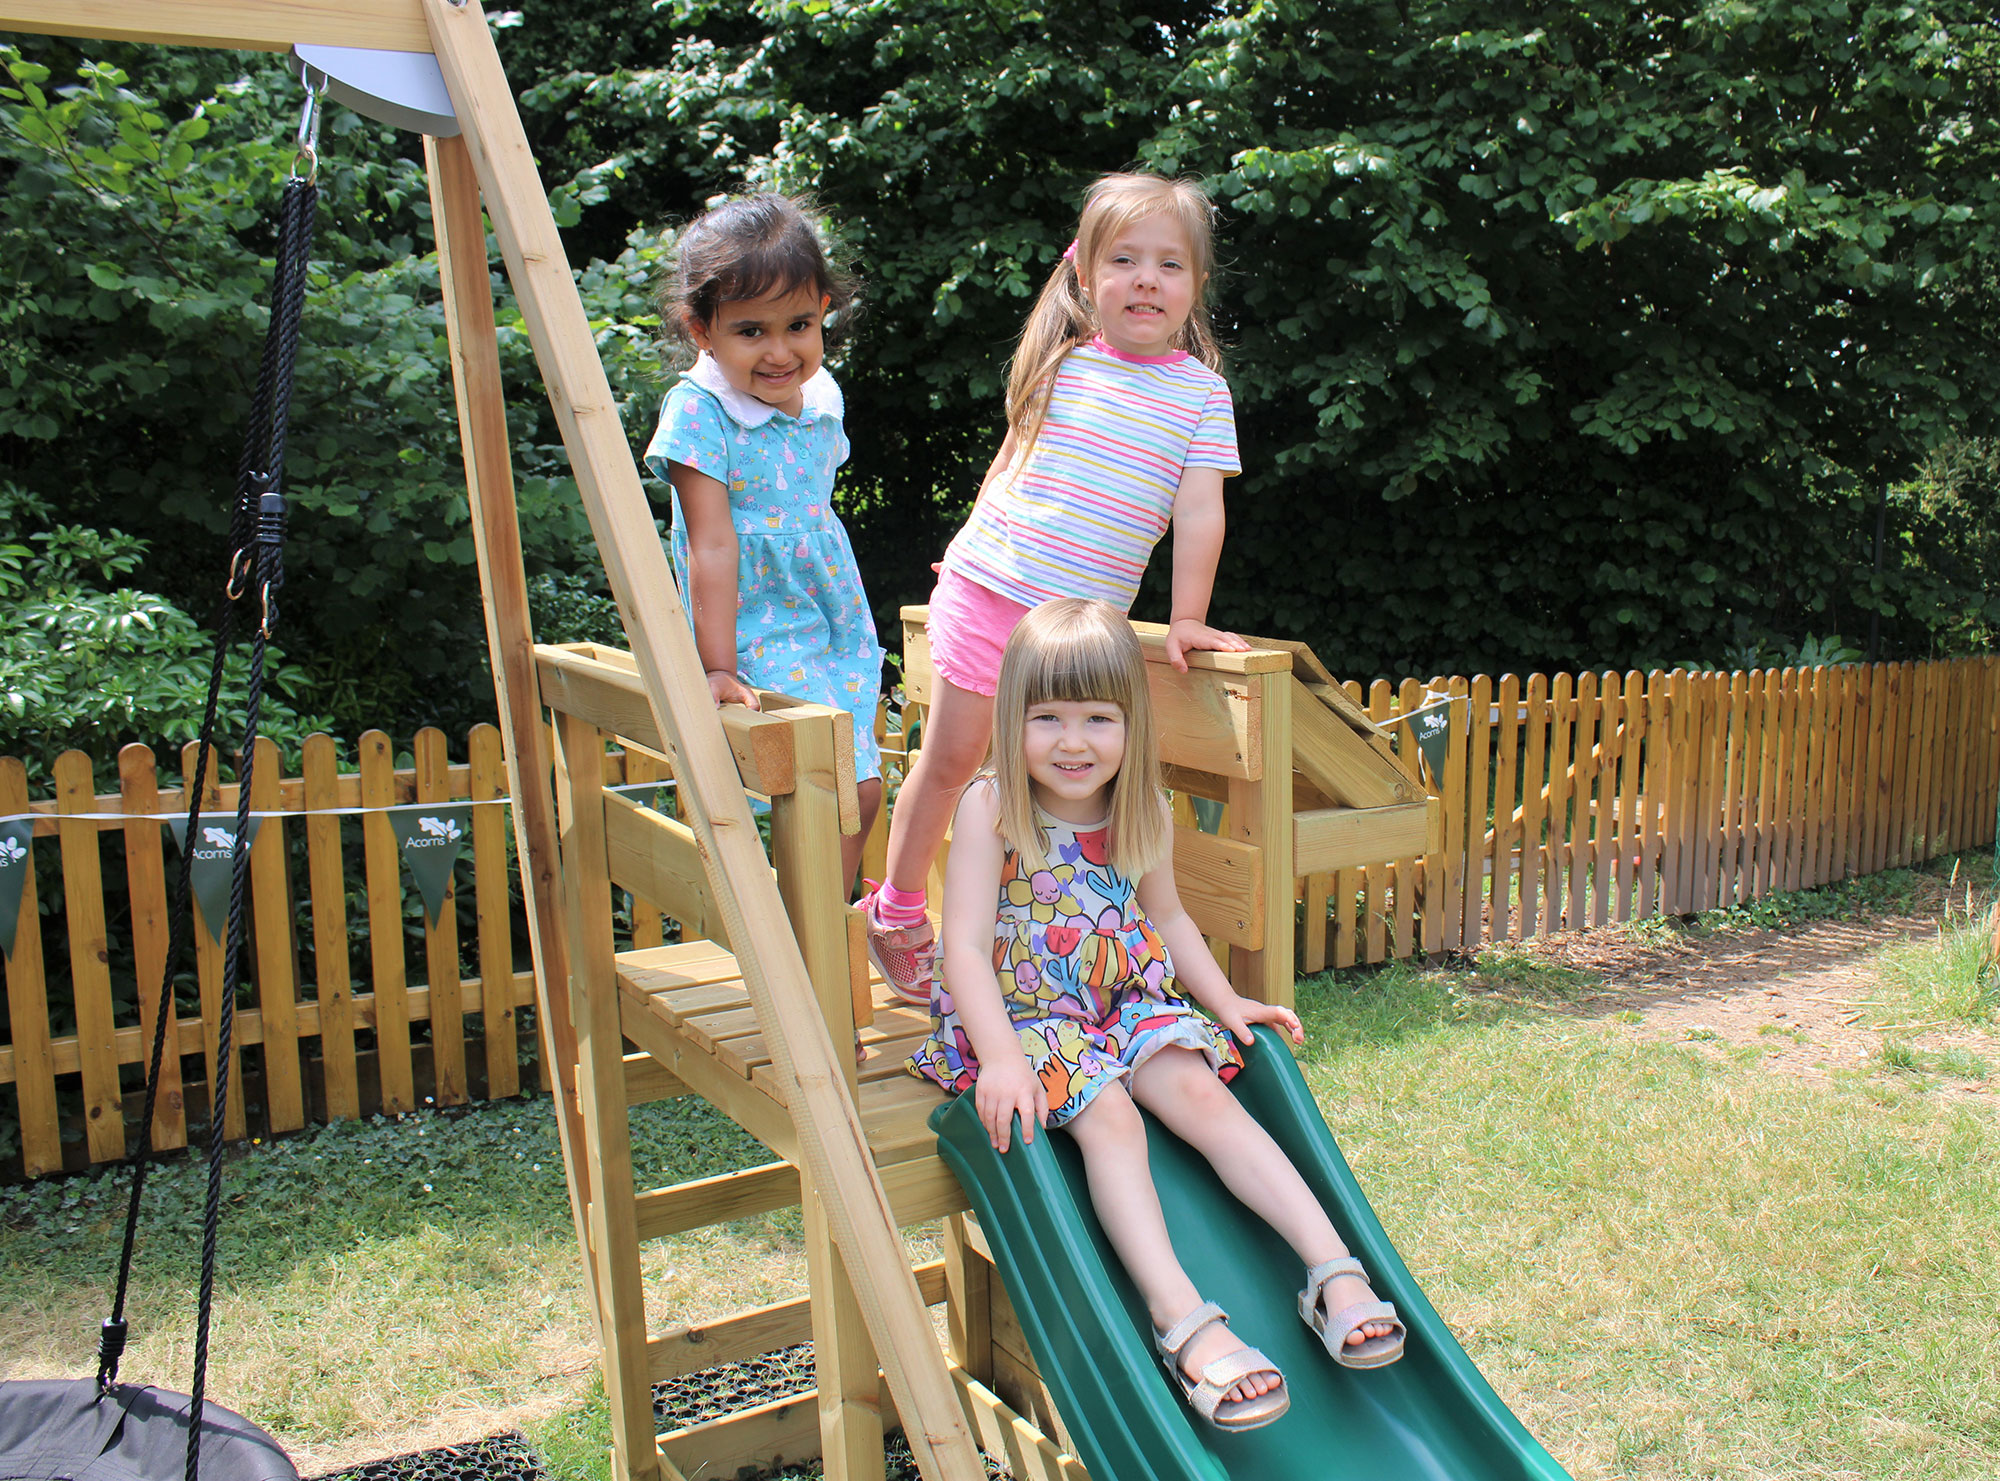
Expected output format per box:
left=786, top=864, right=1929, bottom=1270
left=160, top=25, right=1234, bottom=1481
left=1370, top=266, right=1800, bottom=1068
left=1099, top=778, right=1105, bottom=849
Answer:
left=1299, top=657, right=2000, bottom=971
left=0, top=726, right=552, bottom=1180
left=7, top=658, right=1997, bottom=1178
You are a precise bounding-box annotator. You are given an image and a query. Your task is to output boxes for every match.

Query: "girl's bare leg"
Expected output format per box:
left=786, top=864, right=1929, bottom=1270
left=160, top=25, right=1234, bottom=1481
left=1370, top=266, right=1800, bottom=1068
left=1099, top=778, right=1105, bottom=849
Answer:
left=1065, top=1082, right=1279, bottom=1401
left=883, top=675, right=993, bottom=896
left=1130, top=1047, right=1397, bottom=1347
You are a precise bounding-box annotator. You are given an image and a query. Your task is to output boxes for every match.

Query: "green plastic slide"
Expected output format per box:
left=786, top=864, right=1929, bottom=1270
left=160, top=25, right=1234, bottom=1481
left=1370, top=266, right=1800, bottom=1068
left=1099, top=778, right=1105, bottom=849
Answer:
left=929, top=1026, right=1575, bottom=1480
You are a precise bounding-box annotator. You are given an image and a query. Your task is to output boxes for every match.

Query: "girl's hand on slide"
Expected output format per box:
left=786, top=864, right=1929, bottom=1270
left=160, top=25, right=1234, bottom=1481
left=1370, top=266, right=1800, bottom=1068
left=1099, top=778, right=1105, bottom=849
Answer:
left=706, top=670, right=762, bottom=710
left=976, top=1055, right=1048, bottom=1153
left=1164, top=618, right=1252, bottom=673
left=1216, top=994, right=1304, bottom=1048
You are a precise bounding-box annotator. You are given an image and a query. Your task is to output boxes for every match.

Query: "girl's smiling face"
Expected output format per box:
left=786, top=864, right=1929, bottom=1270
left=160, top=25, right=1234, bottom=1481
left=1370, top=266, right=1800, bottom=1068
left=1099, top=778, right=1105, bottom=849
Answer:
left=1085, top=214, right=1199, bottom=358
left=687, top=281, right=826, bottom=415
left=1023, top=698, right=1127, bottom=822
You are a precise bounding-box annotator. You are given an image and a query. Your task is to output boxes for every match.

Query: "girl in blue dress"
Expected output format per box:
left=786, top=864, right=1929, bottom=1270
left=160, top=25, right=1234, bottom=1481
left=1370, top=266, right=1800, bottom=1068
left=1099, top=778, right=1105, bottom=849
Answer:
left=645, top=195, right=885, bottom=886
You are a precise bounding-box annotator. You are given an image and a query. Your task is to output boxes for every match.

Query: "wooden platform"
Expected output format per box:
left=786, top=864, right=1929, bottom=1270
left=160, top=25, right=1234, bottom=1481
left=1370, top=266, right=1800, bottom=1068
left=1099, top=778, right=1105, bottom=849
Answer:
left=616, top=939, right=968, bottom=1228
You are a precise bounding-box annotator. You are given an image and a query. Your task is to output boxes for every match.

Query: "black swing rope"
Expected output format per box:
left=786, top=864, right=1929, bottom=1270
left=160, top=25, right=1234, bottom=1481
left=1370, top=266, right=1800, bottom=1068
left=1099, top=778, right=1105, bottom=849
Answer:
left=94, top=122, right=320, bottom=1481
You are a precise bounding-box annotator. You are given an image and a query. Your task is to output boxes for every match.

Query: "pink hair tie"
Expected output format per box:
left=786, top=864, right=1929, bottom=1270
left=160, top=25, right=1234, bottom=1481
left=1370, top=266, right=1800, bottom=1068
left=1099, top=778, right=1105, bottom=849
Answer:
left=1061, top=238, right=1078, bottom=264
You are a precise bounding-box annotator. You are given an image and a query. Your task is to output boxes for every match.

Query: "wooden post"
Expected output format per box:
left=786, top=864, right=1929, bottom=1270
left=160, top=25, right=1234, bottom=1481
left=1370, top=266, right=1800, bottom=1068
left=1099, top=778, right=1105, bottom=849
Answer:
left=421, top=7, right=985, bottom=1474
left=427, top=124, right=598, bottom=1307
left=1228, top=666, right=1294, bottom=1003
left=554, top=713, right=661, bottom=1481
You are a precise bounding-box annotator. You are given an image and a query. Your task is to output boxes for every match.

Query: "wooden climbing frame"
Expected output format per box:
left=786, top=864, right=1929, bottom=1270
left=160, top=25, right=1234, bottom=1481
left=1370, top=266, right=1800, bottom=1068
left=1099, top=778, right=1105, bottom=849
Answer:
left=0, top=6, right=1437, bottom=1477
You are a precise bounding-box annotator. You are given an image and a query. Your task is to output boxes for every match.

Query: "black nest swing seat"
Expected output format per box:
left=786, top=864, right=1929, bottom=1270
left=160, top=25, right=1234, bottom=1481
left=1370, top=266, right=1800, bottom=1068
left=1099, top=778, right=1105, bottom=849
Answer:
left=0, top=1381, right=295, bottom=1481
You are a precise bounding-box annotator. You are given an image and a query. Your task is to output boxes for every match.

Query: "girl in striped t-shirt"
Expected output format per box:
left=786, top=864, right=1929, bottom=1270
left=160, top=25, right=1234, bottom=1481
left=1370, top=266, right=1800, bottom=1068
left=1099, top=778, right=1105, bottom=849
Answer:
left=864, top=173, right=1249, bottom=1008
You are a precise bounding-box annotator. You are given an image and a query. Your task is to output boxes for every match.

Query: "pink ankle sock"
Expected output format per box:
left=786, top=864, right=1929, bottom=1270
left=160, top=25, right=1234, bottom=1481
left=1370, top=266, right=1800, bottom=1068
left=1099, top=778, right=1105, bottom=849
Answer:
left=873, top=880, right=927, bottom=926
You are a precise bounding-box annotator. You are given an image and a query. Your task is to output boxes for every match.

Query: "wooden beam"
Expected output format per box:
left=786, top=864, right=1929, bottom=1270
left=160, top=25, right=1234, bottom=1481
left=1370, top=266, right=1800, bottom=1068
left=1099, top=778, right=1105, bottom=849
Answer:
left=0, top=0, right=433, bottom=51
left=604, top=792, right=716, bottom=940
left=1289, top=678, right=1413, bottom=808
left=1293, top=802, right=1435, bottom=875
left=422, top=8, right=986, bottom=1476
left=1171, top=827, right=1263, bottom=948
left=536, top=644, right=798, bottom=795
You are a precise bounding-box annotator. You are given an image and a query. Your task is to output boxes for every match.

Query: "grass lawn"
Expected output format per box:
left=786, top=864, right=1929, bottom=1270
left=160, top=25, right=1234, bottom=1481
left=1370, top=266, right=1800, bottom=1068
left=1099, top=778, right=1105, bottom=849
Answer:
left=3, top=860, right=1995, bottom=1479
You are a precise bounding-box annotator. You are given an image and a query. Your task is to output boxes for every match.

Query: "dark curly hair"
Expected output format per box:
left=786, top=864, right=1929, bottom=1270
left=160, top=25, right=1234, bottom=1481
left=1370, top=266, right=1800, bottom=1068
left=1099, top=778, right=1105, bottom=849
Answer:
left=657, top=193, right=860, bottom=347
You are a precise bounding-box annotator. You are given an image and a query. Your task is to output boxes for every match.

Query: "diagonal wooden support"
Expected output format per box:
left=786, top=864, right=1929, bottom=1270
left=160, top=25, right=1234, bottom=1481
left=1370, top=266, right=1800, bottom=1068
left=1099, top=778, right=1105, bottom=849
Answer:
left=420, top=5, right=986, bottom=1478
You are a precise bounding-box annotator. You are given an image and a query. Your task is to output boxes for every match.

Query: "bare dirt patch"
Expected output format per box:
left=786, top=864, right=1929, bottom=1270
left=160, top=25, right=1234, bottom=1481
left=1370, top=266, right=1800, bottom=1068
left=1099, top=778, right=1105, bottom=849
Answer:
left=1484, top=914, right=1997, bottom=1102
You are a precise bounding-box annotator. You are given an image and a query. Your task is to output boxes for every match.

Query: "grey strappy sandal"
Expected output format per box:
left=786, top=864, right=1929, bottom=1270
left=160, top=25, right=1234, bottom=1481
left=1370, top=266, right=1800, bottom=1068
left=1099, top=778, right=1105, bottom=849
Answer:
left=1299, top=1256, right=1408, bottom=1369
left=1151, top=1299, right=1290, bottom=1431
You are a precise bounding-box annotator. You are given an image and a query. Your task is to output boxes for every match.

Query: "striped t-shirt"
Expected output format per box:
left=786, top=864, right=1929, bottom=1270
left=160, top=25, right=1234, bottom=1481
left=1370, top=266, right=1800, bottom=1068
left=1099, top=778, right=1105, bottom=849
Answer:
left=942, top=338, right=1239, bottom=612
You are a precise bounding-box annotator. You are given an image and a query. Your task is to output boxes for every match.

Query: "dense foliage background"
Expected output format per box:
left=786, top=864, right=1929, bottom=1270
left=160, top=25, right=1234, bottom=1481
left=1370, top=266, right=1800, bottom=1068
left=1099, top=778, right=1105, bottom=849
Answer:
left=3, top=1, right=1997, bottom=775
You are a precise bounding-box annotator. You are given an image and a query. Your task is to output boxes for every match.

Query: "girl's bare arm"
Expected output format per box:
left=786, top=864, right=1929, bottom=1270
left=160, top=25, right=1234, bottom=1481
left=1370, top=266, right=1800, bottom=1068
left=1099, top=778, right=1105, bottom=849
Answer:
left=1165, top=465, right=1251, bottom=672
left=942, top=782, right=1048, bottom=1149
left=667, top=461, right=760, bottom=709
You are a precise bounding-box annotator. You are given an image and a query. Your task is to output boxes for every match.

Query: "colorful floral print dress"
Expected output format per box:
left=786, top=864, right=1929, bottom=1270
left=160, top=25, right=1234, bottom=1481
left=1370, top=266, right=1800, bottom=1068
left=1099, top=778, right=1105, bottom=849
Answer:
left=907, top=804, right=1242, bottom=1124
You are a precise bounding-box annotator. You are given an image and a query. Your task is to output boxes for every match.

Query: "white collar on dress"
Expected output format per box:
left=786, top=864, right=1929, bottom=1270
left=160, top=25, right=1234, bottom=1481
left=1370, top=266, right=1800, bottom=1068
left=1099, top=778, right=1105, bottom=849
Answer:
left=684, top=352, right=842, bottom=428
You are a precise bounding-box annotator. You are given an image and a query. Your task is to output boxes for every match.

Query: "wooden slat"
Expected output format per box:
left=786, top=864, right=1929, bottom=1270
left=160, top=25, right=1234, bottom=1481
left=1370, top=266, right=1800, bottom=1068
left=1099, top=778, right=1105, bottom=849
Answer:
left=1293, top=805, right=1431, bottom=877
left=1718, top=672, right=1749, bottom=906
left=1487, top=675, right=1519, bottom=940
left=54, top=752, right=124, bottom=1163
left=1769, top=671, right=1798, bottom=892
left=1462, top=675, right=1493, bottom=946
left=1692, top=673, right=1724, bottom=912
left=1637, top=673, right=1666, bottom=918
left=415, top=727, right=468, bottom=1105
left=1174, top=827, right=1263, bottom=950
left=181, top=741, right=246, bottom=1141
left=359, top=730, right=415, bottom=1114
left=0, top=0, right=434, bottom=51
left=1734, top=671, right=1767, bottom=904
left=1860, top=664, right=1889, bottom=875
left=1287, top=678, right=1409, bottom=808
left=248, top=737, right=306, bottom=1132
left=118, top=744, right=185, bottom=1151
left=470, top=724, right=519, bottom=1098
left=1567, top=671, right=1598, bottom=931
left=1798, top=668, right=1826, bottom=887
left=605, top=793, right=717, bottom=943
left=1830, top=666, right=1860, bottom=882
left=622, top=746, right=670, bottom=952
left=1542, top=673, right=1573, bottom=933
left=1365, top=681, right=1396, bottom=961
left=1516, top=675, right=1549, bottom=938
left=303, top=734, right=360, bottom=1119
left=1611, top=673, right=1643, bottom=922
left=3, top=759, right=61, bottom=1175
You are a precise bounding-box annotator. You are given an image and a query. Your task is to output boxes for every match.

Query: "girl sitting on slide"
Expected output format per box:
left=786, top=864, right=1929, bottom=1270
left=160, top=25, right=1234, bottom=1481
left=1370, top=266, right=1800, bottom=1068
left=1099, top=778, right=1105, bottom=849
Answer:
left=907, top=598, right=1407, bottom=1434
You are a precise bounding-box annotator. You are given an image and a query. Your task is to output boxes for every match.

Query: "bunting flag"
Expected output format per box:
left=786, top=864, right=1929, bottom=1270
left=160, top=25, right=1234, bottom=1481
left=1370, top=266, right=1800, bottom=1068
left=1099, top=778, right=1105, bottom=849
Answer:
left=1189, top=796, right=1224, bottom=835
left=391, top=804, right=472, bottom=923
left=1411, top=701, right=1455, bottom=786
left=0, top=818, right=33, bottom=958
left=166, top=816, right=265, bottom=944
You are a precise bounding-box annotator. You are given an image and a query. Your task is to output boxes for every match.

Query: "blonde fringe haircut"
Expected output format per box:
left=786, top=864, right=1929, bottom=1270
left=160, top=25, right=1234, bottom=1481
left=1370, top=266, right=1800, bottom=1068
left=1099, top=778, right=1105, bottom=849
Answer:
left=990, top=598, right=1169, bottom=880
left=1004, top=173, right=1224, bottom=464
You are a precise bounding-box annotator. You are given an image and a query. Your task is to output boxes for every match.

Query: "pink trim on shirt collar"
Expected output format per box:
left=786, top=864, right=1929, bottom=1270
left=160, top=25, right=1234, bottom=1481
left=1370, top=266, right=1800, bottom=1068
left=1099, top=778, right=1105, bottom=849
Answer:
left=1088, top=334, right=1189, bottom=366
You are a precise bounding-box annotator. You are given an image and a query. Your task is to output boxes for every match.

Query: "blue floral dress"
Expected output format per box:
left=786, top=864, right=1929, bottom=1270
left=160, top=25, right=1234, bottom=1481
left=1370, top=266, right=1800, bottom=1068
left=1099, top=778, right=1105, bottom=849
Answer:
left=908, top=803, right=1243, bottom=1124
left=643, top=355, right=884, bottom=781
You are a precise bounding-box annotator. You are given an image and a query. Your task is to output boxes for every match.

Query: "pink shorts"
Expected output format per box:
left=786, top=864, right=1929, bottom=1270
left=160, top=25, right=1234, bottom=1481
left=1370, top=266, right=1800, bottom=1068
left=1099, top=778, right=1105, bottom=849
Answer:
left=926, top=566, right=1033, bottom=697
